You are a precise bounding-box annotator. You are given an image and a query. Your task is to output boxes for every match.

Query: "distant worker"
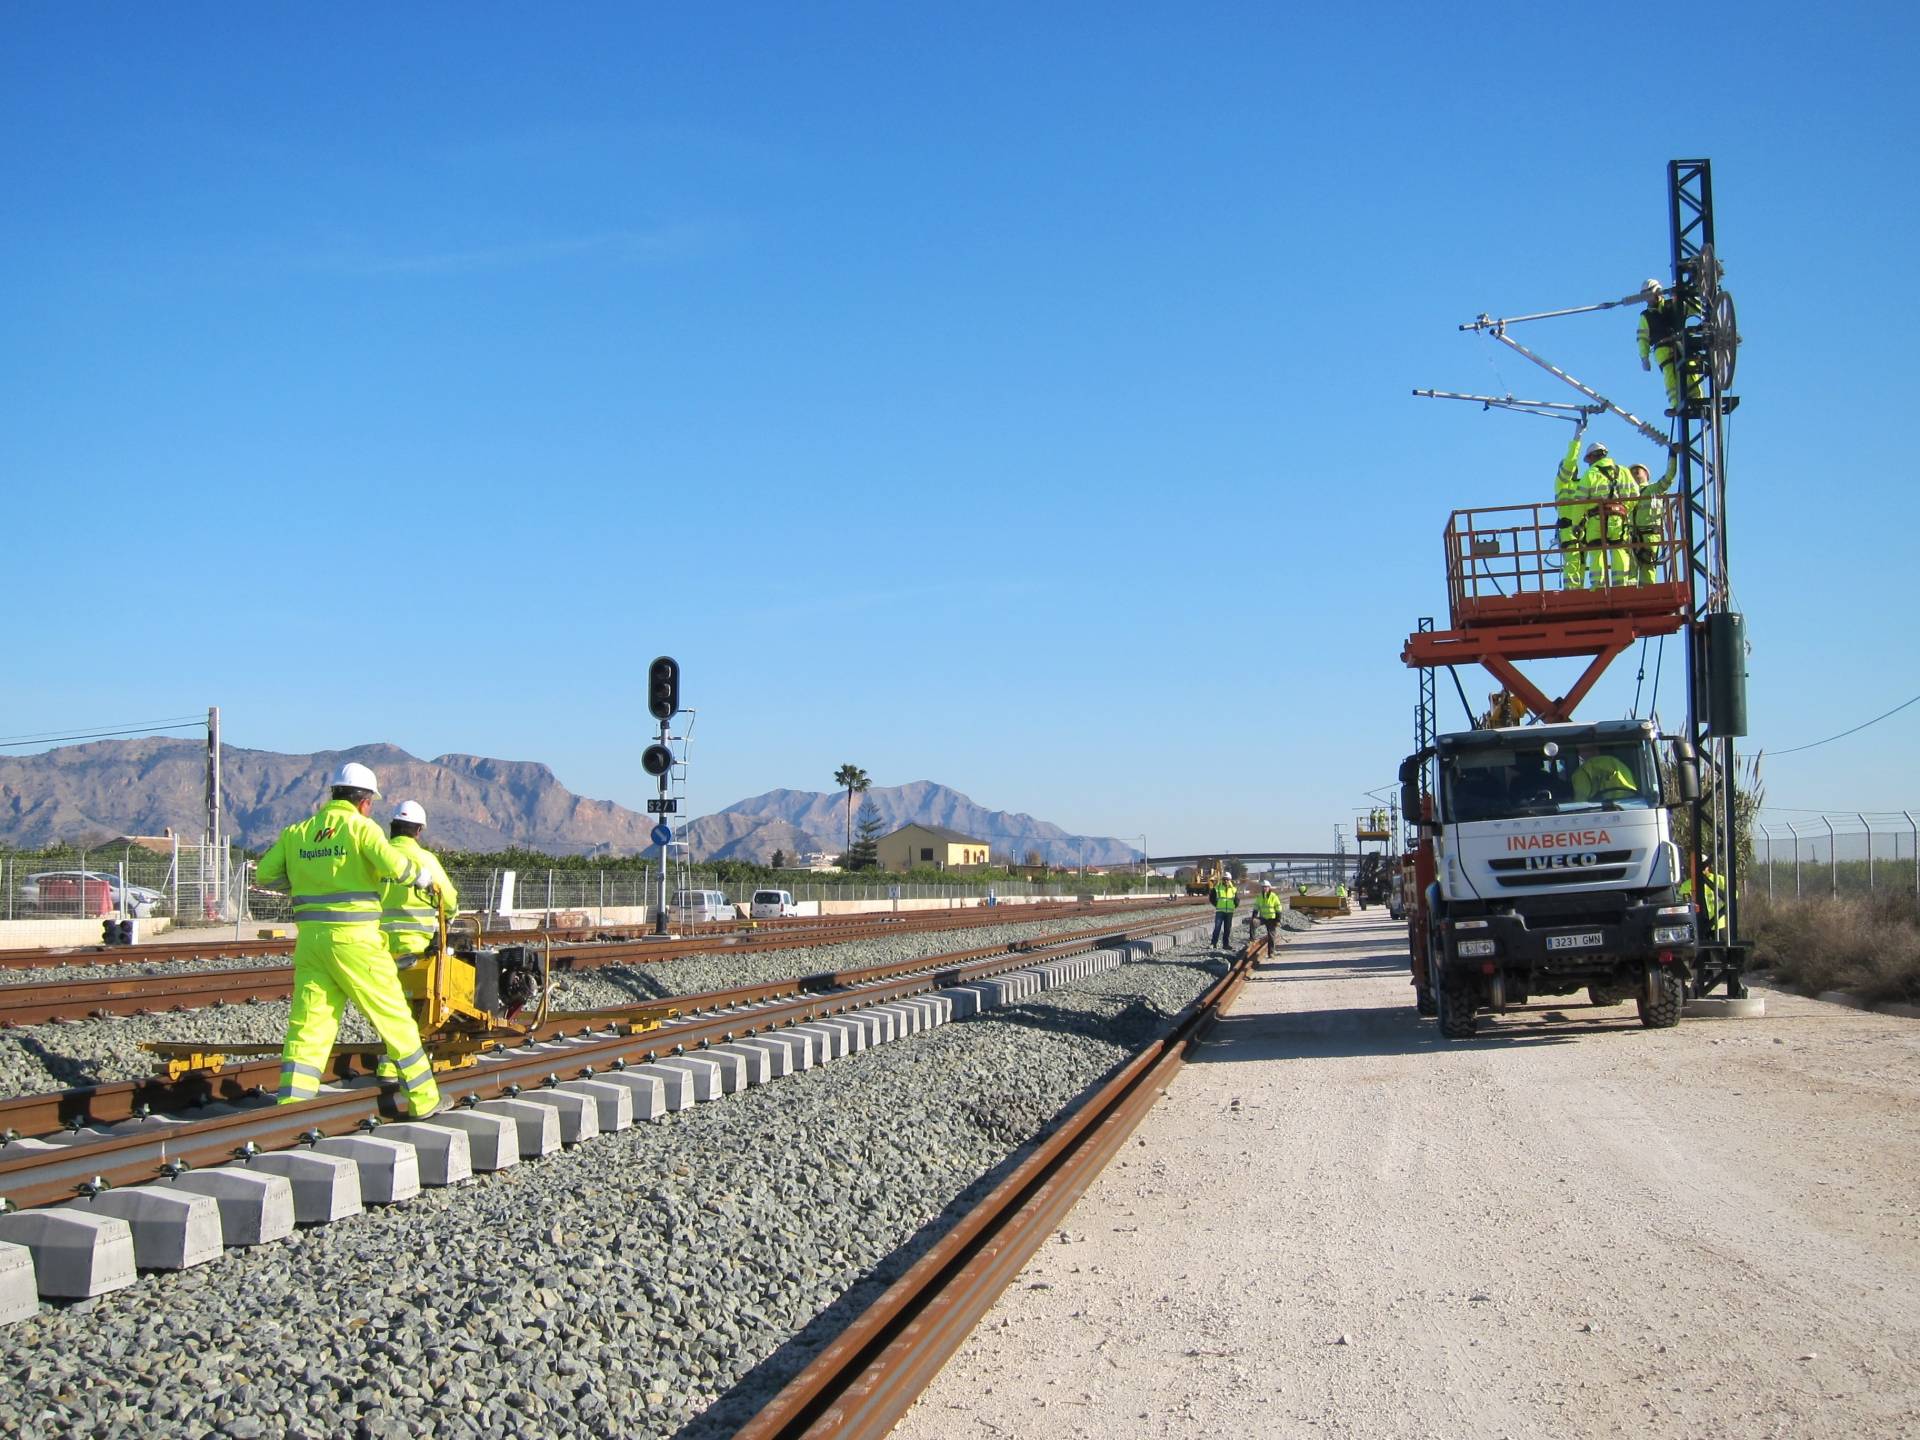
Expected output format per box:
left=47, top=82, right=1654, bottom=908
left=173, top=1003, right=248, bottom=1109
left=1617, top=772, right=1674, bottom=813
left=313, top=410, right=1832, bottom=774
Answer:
left=1637, top=281, right=1703, bottom=415
left=379, top=801, right=459, bottom=968
left=1296, top=879, right=1309, bottom=895
left=1628, top=454, right=1678, bottom=585
left=1209, top=873, right=1239, bottom=951
left=1579, top=443, right=1642, bottom=589
left=1570, top=752, right=1639, bottom=804
left=255, top=763, right=443, bottom=1119
left=1254, top=882, right=1285, bottom=952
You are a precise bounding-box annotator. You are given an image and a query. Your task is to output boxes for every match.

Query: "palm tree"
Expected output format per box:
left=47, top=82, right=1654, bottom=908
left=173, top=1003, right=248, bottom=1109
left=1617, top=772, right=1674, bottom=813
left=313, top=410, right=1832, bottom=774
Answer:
left=833, top=764, right=871, bottom=853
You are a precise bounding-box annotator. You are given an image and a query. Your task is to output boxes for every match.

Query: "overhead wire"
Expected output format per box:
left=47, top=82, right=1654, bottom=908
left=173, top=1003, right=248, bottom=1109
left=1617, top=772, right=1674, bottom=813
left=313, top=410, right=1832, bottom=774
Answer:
left=0, top=718, right=204, bottom=750
left=1768, top=692, right=1920, bottom=757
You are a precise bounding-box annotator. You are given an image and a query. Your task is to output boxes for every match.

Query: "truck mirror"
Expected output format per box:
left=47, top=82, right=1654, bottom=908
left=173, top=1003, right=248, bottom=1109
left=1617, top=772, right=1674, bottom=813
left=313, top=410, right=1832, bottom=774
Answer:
left=1676, top=757, right=1701, bottom=803
left=1400, top=779, right=1420, bottom=822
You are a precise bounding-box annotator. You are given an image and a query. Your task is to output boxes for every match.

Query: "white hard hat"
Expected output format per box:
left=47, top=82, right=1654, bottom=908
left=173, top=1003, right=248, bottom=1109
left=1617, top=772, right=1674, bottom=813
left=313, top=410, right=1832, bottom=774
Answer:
left=1584, top=442, right=1609, bottom=460
left=1642, top=278, right=1661, bottom=294
left=391, top=800, right=427, bottom=826
left=331, top=761, right=380, bottom=794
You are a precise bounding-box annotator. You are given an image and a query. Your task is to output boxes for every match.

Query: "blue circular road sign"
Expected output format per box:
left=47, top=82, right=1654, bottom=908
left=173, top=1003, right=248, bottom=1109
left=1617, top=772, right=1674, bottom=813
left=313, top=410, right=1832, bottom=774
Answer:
left=651, top=823, right=673, bottom=847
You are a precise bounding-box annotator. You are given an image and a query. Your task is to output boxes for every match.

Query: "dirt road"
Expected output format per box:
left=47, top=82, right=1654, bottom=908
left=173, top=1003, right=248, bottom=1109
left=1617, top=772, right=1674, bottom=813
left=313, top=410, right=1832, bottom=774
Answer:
left=895, top=911, right=1920, bottom=1439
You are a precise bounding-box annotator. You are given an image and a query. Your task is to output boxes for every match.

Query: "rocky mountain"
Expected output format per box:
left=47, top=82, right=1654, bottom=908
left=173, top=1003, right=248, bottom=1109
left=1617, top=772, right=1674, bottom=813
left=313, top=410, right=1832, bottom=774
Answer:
left=684, top=781, right=1142, bottom=867
left=0, top=741, right=1145, bottom=868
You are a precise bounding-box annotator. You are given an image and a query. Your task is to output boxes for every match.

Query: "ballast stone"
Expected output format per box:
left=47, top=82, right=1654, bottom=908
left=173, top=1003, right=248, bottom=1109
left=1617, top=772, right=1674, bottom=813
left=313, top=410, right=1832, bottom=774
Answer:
left=246, top=1149, right=363, bottom=1224
left=0, top=1241, right=35, bottom=1325
left=377, top=1121, right=475, bottom=1186
left=0, top=1207, right=136, bottom=1299
left=85, top=1185, right=224, bottom=1270
left=169, top=1166, right=297, bottom=1246
left=312, top=1135, right=422, bottom=1203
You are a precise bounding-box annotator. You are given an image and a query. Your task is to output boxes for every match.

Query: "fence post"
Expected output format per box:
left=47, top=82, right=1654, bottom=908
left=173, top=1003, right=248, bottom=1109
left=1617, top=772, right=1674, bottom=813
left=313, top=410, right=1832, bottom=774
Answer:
left=1822, top=817, right=1836, bottom=898
left=1860, top=813, right=1872, bottom=890
left=1789, top=821, right=1802, bottom=899
left=1907, top=812, right=1918, bottom=898
left=1761, top=824, right=1773, bottom=900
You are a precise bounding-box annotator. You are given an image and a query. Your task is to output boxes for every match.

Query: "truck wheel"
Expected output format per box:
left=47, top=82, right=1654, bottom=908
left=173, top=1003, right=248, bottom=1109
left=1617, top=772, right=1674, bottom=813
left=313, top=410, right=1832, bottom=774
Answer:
left=1587, top=985, right=1626, bottom=1007
left=1415, top=983, right=1438, bottom=1017
left=1437, top=976, right=1478, bottom=1040
left=1637, top=967, right=1684, bottom=1029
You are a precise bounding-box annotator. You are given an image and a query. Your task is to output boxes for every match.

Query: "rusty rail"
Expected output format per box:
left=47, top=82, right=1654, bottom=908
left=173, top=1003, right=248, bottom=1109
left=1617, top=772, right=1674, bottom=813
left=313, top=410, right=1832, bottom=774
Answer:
left=733, top=930, right=1265, bottom=1439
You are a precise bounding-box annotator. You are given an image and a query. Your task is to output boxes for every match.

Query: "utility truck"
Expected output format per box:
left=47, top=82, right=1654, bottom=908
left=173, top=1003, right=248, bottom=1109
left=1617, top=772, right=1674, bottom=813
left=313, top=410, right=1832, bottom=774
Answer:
left=1399, top=718, right=1703, bottom=1039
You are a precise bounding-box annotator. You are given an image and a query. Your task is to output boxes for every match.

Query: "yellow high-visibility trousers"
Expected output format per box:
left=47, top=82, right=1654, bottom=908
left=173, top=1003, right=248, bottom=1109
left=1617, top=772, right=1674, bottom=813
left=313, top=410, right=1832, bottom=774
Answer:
left=279, top=922, right=440, bottom=1116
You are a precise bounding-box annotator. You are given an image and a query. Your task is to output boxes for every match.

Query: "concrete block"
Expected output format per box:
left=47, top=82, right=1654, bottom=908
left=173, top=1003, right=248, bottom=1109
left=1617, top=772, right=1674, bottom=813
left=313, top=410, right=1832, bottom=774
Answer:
left=377, top=1122, right=474, bottom=1186
left=940, top=986, right=987, bottom=1020
left=420, top=1108, right=519, bottom=1171
left=312, top=1135, right=422, bottom=1203
left=0, top=1242, right=35, bottom=1325
left=247, top=1149, right=363, bottom=1224
left=170, top=1167, right=296, bottom=1246
left=915, top=994, right=954, bottom=1025
left=812, top=1015, right=867, bottom=1053
left=649, top=1055, right=724, bottom=1103
left=595, top=1069, right=668, bottom=1121
left=789, top=1023, right=840, bottom=1063
left=513, top=1089, right=601, bottom=1146
left=733, top=1036, right=795, bottom=1079
left=709, top=1043, right=773, bottom=1087
left=846, top=1008, right=892, bottom=1045
left=763, top=1028, right=816, bottom=1069
left=0, top=1207, right=136, bottom=1299
left=556, top=1079, right=633, bottom=1133
left=85, top=1186, right=224, bottom=1270
left=625, top=1062, right=694, bottom=1111
left=472, top=1098, right=562, bottom=1158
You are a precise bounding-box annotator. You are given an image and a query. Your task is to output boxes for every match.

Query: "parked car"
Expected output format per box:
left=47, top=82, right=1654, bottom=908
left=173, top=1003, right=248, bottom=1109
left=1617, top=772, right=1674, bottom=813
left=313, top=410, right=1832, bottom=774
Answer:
left=21, top=870, right=168, bottom=918
left=749, top=889, right=798, bottom=919
left=669, top=889, right=733, bottom=925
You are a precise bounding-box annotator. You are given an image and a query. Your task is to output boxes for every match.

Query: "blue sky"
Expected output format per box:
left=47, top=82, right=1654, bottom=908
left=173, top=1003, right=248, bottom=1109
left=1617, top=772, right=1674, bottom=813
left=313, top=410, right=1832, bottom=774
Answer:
left=4, top=3, right=1914, bottom=853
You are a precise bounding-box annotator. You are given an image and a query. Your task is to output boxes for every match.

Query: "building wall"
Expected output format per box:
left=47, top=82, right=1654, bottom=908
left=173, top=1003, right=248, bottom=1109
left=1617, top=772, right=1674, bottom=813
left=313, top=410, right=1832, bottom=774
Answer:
left=876, top=826, right=989, bottom=873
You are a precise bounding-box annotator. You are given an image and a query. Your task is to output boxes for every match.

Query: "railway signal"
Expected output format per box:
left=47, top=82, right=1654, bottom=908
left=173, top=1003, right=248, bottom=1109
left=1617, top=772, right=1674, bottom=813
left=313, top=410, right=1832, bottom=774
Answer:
left=647, top=656, right=681, bottom=721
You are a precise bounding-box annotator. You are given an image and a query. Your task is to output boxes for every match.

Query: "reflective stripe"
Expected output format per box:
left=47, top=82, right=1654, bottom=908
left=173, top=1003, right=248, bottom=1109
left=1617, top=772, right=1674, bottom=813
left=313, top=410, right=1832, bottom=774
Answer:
left=379, top=921, right=437, bottom=933
left=390, top=1048, right=429, bottom=1075
left=294, top=910, right=384, bottom=924
left=403, top=1072, right=436, bottom=1095
left=379, top=907, right=438, bottom=920
left=292, top=891, right=380, bottom=906
left=283, top=1060, right=323, bottom=1082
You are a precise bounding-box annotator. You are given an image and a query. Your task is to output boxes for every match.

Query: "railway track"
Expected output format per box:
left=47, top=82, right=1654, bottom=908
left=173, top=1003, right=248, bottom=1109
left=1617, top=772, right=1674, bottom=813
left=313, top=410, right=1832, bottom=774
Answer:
left=733, top=928, right=1267, bottom=1438
left=0, top=899, right=1202, bottom=1024
left=0, top=911, right=1211, bottom=1212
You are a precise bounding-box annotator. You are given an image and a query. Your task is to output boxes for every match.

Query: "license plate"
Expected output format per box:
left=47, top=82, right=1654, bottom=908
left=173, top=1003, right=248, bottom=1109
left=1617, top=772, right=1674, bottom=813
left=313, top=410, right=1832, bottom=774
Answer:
left=1547, top=931, right=1605, bottom=952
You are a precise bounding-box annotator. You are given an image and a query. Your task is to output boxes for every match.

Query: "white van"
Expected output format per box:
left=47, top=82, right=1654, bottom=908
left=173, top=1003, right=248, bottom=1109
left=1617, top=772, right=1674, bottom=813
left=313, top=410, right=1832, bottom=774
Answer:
left=749, top=889, right=798, bottom=919
left=670, top=889, right=733, bottom=925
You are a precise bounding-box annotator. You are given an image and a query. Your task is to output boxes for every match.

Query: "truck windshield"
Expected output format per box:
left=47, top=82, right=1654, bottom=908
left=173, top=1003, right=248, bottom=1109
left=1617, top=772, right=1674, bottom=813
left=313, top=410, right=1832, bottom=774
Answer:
left=1441, top=740, right=1657, bottom=823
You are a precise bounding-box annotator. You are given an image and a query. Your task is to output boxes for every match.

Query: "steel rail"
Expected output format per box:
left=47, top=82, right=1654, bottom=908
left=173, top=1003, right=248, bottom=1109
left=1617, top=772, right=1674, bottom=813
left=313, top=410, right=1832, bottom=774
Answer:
left=0, top=901, right=1204, bottom=1024
left=0, top=898, right=1169, bottom=970
left=0, top=915, right=1209, bottom=1210
left=733, top=932, right=1265, bottom=1440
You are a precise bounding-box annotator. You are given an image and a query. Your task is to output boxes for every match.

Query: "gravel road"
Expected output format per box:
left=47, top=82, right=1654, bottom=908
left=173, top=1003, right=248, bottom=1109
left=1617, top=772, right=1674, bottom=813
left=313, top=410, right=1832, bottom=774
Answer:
left=896, top=911, right=1920, bottom=1440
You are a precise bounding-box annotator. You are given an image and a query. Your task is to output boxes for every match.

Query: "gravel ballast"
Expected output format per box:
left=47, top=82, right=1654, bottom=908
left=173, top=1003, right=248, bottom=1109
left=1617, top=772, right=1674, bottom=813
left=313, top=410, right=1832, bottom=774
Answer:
left=0, top=904, right=1196, bottom=1098
left=0, top=932, right=1238, bottom=1439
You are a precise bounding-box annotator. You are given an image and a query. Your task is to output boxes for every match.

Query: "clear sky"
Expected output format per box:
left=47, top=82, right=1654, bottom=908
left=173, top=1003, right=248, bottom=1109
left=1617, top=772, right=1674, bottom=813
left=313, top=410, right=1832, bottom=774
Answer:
left=4, top=3, right=1915, bottom=854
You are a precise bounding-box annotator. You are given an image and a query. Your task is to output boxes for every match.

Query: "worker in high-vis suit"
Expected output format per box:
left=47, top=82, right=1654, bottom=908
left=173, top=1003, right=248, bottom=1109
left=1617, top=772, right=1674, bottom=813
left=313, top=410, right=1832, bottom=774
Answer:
left=1209, top=874, right=1239, bottom=951
left=1254, top=882, right=1285, bottom=952
left=1570, top=751, right=1639, bottom=804
left=379, top=800, right=458, bottom=967
left=1628, top=454, right=1678, bottom=585
left=1637, top=281, right=1702, bottom=414
left=254, top=763, right=443, bottom=1117
left=1554, top=433, right=1596, bottom=590
left=374, top=800, right=458, bottom=1082
left=1577, top=441, right=1641, bottom=589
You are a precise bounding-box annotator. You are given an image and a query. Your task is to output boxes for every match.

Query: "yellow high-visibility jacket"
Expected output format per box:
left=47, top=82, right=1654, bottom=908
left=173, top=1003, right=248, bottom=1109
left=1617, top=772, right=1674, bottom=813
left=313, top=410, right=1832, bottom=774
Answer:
left=257, top=800, right=426, bottom=925
left=1255, top=891, right=1284, bottom=920
left=379, top=835, right=458, bottom=959
left=1213, top=883, right=1238, bottom=912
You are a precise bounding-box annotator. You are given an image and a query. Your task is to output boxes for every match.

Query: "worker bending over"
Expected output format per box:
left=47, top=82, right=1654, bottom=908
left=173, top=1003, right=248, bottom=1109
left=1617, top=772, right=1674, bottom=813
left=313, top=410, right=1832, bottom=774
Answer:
left=255, top=763, right=443, bottom=1118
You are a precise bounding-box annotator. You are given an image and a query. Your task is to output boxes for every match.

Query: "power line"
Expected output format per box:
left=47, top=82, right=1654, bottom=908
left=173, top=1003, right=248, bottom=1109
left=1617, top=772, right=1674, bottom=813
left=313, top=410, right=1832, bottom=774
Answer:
left=0, top=721, right=203, bottom=750
left=0, top=714, right=202, bottom=745
left=1768, top=692, right=1920, bottom=757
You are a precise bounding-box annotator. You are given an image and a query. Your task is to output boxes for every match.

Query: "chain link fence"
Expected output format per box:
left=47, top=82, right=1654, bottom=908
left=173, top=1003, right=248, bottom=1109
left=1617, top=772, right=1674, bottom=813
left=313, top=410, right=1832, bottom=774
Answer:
left=1753, top=811, right=1920, bottom=899
left=0, top=841, right=240, bottom=922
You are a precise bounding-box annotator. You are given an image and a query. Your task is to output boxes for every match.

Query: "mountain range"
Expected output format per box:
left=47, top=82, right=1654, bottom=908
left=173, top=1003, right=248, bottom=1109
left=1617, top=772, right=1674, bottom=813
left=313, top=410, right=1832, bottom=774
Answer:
left=0, top=739, right=1143, bottom=866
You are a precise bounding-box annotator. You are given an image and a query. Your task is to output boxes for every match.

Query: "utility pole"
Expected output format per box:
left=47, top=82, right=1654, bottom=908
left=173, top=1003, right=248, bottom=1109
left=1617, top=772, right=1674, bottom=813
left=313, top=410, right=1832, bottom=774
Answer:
left=206, top=705, right=222, bottom=918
